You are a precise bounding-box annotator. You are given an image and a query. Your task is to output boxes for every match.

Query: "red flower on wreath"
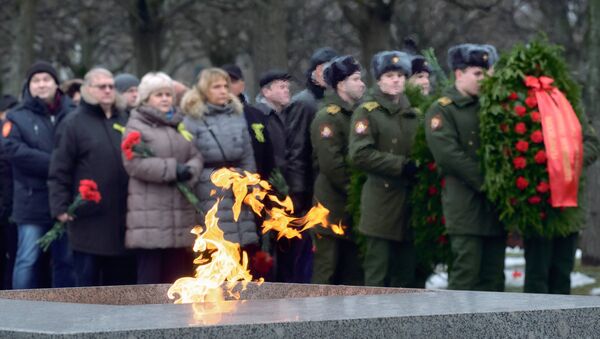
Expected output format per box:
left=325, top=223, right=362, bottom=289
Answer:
left=500, top=124, right=510, bottom=133
left=440, top=177, right=446, bottom=189
left=514, top=105, right=527, bottom=117
left=427, top=162, right=437, bottom=172
left=437, top=234, right=448, bottom=245
left=530, top=111, right=541, bottom=123
left=78, top=179, right=101, bottom=203
left=426, top=215, right=438, bottom=224
left=441, top=216, right=446, bottom=225
left=530, top=130, right=544, bottom=143
left=514, top=122, right=527, bottom=135
left=525, top=96, right=537, bottom=108
left=528, top=195, right=542, bottom=204
left=515, top=140, right=529, bottom=153
left=536, top=181, right=550, bottom=193
left=513, top=156, right=527, bottom=169
left=428, top=186, right=439, bottom=196
left=534, top=150, right=547, bottom=164
left=516, top=176, right=529, bottom=190
left=507, top=92, right=518, bottom=101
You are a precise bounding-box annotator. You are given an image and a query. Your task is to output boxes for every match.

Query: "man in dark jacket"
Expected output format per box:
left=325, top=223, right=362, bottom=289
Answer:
left=222, top=64, right=274, bottom=179
left=3, top=61, right=76, bottom=289
left=0, top=94, right=18, bottom=289
left=49, top=68, right=135, bottom=287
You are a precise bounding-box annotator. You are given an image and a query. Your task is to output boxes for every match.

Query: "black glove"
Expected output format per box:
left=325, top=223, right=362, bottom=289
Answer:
left=402, top=160, right=419, bottom=180
left=176, top=163, right=192, bottom=182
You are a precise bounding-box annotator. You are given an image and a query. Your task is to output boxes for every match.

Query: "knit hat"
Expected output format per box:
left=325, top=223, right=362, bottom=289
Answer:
left=323, top=55, right=361, bottom=89
left=135, top=72, right=174, bottom=106
left=26, top=61, right=59, bottom=86
left=371, top=51, right=412, bottom=80
left=114, top=73, right=140, bottom=93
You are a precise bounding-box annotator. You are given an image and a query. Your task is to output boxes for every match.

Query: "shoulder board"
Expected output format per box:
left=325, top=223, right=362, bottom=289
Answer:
left=326, top=104, right=341, bottom=115
left=437, top=97, right=452, bottom=107
left=362, top=101, right=380, bottom=112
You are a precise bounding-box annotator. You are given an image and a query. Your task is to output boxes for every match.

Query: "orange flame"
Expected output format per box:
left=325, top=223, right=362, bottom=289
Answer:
left=169, top=168, right=345, bottom=310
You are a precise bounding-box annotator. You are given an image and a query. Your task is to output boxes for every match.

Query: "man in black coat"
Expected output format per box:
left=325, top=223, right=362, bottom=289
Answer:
left=49, top=68, right=135, bottom=287
left=222, top=64, right=274, bottom=180
left=3, top=61, right=76, bottom=289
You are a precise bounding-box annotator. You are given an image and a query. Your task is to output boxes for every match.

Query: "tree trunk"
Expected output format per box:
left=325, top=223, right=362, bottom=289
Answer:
left=249, top=0, right=288, bottom=98
left=11, top=0, right=36, bottom=95
left=581, top=0, right=600, bottom=266
left=129, top=0, right=165, bottom=76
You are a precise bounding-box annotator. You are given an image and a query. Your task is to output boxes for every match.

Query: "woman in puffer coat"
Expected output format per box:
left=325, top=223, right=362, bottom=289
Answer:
left=122, top=72, right=203, bottom=284
left=180, top=68, right=260, bottom=268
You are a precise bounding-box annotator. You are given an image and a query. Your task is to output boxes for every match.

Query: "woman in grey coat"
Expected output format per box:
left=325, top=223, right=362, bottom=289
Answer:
left=180, top=68, right=260, bottom=260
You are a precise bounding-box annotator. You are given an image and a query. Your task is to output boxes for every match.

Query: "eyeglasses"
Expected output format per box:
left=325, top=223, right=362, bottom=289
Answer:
left=91, top=84, right=115, bottom=91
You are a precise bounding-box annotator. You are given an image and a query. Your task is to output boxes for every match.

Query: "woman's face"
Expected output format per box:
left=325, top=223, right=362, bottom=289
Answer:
left=147, top=88, right=173, bottom=113
left=206, top=78, right=230, bottom=106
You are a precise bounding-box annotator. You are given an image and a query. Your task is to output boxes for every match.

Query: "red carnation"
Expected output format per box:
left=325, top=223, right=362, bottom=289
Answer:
left=528, top=195, right=542, bottom=204
left=428, top=186, right=439, bottom=196
left=514, top=105, right=527, bottom=117
left=536, top=181, right=550, bottom=193
left=514, top=122, right=527, bottom=135
left=525, top=96, right=537, bottom=108
left=512, top=270, right=523, bottom=279
left=440, top=177, right=446, bottom=189
left=437, top=234, right=448, bottom=245
left=78, top=179, right=101, bottom=203
left=426, top=215, right=438, bottom=224
left=427, top=162, right=437, bottom=172
left=507, top=92, right=518, bottom=101
left=516, top=176, right=529, bottom=190
left=441, top=216, right=446, bottom=225
left=513, top=157, right=527, bottom=169
left=251, top=251, right=274, bottom=277
left=530, top=111, right=541, bottom=123
left=515, top=140, right=529, bottom=153
left=121, top=131, right=142, bottom=160
left=530, top=130, right=543, bottom=143
left=534, top=150, right=547, bottom=164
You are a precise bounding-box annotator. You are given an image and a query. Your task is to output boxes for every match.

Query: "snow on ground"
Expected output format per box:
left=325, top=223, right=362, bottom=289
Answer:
left=425, top=248, right=595, bottom=290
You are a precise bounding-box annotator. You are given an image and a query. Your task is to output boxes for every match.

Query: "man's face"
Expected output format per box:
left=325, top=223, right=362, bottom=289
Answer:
left=377, top=70, right=406, bottom=96
left=122, top=86, right=138, bottom=108
left=338, top=72, right=365, bottom=102
left=230, top=78, right=245, bottom=97
left=312, top=64, right=327, bottom=87
left=263, top=80, right=290, bottom=107
left=88, top=74, right=116, bottom=106
left=455, top=66, right=486, bottom=96
left=147, top=88, right=173, bottom=113
left=29, top=73, right=58, bottom=102
left=205, top=77, right=230, bottom=106
left=408, top=72, right=431, bottom=95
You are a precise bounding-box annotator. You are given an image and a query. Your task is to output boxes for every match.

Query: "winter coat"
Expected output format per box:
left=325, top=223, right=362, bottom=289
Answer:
left=4, top=90, right=74, bottom=225
left=240, top=95, right=274, bottom=180
left=123, top=105, right=203, bottom=249
left=48, top=97, right=129, bottom=256
left=255, top=96, right=287, bottom=174
left=182, top=94, right=259, bottom=247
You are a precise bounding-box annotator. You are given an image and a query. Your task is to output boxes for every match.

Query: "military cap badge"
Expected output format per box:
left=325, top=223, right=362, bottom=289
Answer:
left=392, top=56, right=399, bottom=64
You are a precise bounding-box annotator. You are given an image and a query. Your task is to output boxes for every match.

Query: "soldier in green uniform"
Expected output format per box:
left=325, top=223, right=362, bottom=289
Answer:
left=524, top=114, right=599, bottom=294
left=310, top=56, right=366, bottom=285
left=348, top=51, right=420, bottom=287
left=424, top=44, right=505, bottom=291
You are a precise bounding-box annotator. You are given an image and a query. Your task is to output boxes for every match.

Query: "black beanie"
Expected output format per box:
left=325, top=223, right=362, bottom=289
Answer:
left=26, top=61, right=59, bottom=86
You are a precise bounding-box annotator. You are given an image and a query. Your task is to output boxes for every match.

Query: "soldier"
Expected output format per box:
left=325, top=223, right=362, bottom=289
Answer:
left=348, top=51, right=419, bottom=287
left=407, top=55, right=431, bottom=95
left=424, top=44, right=505, bottom=291
left=310, top=56, right=366, bottom=285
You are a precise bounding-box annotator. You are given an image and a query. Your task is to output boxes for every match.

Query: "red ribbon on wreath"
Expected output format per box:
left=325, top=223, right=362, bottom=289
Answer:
left=525, top=75, right=583, bottom=207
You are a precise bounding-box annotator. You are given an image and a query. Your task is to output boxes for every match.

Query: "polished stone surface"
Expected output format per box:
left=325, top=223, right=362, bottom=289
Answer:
left=1, top=284, right=600, bottom=338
